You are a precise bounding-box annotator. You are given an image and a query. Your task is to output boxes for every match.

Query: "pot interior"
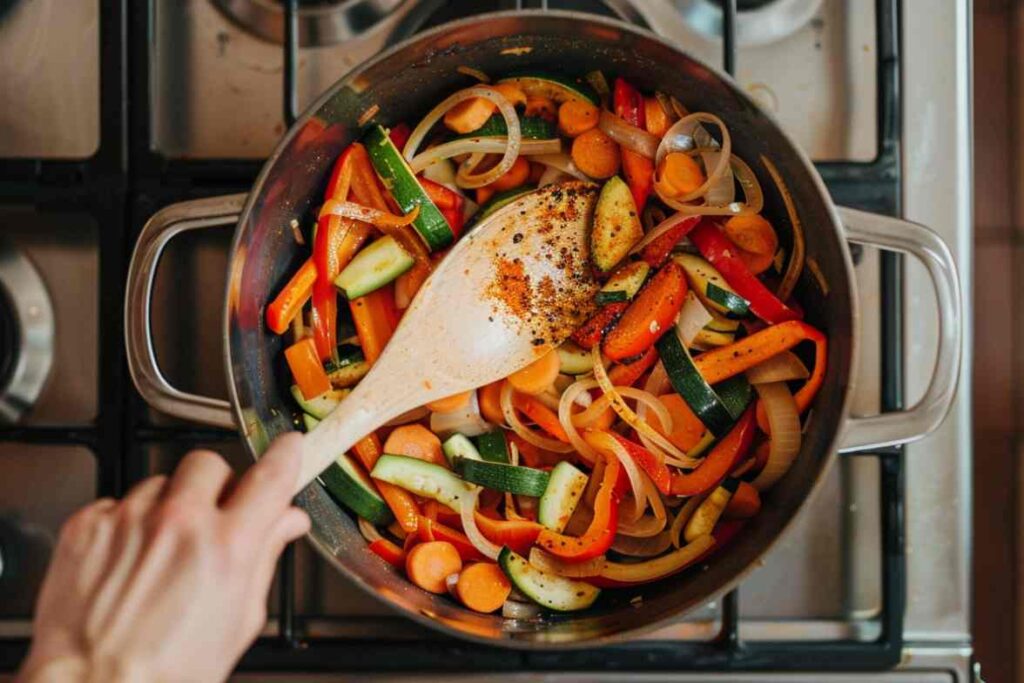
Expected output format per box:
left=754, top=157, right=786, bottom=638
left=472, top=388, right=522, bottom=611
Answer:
left=224, top=11, right=856, bottom=646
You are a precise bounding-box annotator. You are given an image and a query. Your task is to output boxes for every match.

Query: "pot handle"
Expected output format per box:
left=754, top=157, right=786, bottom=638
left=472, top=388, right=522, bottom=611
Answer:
left=125, top=194, right=247, bottom=429
left=836, top=206, right=962, bottom=452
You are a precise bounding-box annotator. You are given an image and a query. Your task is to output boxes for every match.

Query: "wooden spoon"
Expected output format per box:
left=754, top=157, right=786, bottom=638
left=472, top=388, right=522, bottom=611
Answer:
left=298, top=181, right=601, bottom=491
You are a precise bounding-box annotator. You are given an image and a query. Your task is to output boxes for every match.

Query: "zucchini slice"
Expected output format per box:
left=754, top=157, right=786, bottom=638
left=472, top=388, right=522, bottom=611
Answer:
left=371, top=454, right=476, bottom=510
left=290, top=385, right=349, bottom=420
left=301, top=413, right=320, bottom=432
left=704, top=314, right=741, bottom=333
left=596, top=260, right=650, bottom=304
left=498, top=547, right=600, bottom=612
left=497, top=72, right=600, bottom=105
left=673, top=253, right=750, bottom=318
left=538, top=461, right=588, bottom=532
left=683, top=478, right=738, bottom=542
left=320, top=452, right=394, bottom=526
left=692, top=327, right=735, bottom=349
left=456, top=113, right=555, bottom=140
left=556, top=340, right=594, bottom=375
left=591, top=176, right=644, bottom=273
left=473, top=431, right=510, bottom=464
left=455, top=458, right=550, bottom=496
left=334, top=235, right=414, bottom=299
left=465, top=185, right=535, bottom=230
left=363, top=124, right=454, bottom=251
left=442, top=433, right=483, bottom=465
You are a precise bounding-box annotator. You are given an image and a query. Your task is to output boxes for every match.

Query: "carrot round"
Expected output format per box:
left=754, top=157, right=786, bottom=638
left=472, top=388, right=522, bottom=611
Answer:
left=489, top=156, right=530, bottom=192
left=724, top=214, right=778, bottom=256
left=478, top=380, right=506, bottom=425
left=524, top=96, right=557, bottom=121
left=507, top=349, right=560, bottom=395
left=656, top=152, right=704, bottom=197
left=405, top=541, right=463, bottom=594
left=491, top=82, right=527, bottom=108
left=444, top=98, right=496, bottom=134
left=603, top=262, right=688, bottom=361
left=425, top=390, right=473, bottom=413
left=647, top=393, right=705, bottom=451
left=644, top=96, right=672, bottom=137
left=383, top=424, right=446, bottom=466
left=571, top=128, right=620, bottom=179
left=723, top=481, right=761, bottom=519
left=558, top=100, right=600, bottom=137
left=455, top=562, right=512, bottom=613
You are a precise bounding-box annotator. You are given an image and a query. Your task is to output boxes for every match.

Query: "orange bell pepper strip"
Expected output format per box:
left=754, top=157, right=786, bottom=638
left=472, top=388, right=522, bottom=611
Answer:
left=474, top=512, right=543, bottom=556
left=603, top=261, right=688, bottom=362
left=613, top=78, right=654, bottom=211
left=350, top=284, right=399, bottom=365
left=606, top=346, right=658, bottom=388
left=348, top=142, right=391, bottom=213
left=416, top=517, right=486, bottom=562
left=670, top=407, right=756, bottom=496
left=511, top=392, right=570, bottom=443
left=266, top=258, right=316, bottom=334
left=368, top=538, right=406, bottom=568
left=536, top=450, right=620, bottom=562
left=284, top=337, right=331, bottom=399
left=353, top=432, right=420, bottom=534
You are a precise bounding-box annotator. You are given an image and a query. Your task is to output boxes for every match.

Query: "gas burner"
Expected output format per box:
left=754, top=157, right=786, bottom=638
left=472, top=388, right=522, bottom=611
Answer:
left=673, top=0, right=823, bottom=47
left=0, top=238, right=53, bottom=424
left=212, top=0, right=407, bottom=46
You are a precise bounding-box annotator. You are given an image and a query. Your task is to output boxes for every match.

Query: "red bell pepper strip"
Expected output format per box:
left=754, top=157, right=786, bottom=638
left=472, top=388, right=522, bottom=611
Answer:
left=689, top=221, right=800, bottom=324
left=474, top=512, right=543, bottom=556
left=689, top=519, right=747, bottom=567
left=368, top=538, right=406, bottom=568
left=571, top=301, right=628, bottom=349
left=606, top=346, right=658, bottom=388
left=284, top=337, right=331, bottom=400
left=422, top=499, right=462, bottom=526
left=418, top=177, right=466, bottom=239
left=312, top=146, right=356, bottom=360
left=640, top=215, right=702, bottom=268
left=613, top=78, right=655, bottom=211
left=266, top=258, right=316, bottom=334
left=389, top=122, right=412, bottom=151
left=602, top=431, right=671, bottom=496
left=670, top=407, right=756, bottom=496
left=350, top=284, right=399, bottom=365
left=416, top=517, right=486, bottom=562
left=536, top=451, right=620, bottom=562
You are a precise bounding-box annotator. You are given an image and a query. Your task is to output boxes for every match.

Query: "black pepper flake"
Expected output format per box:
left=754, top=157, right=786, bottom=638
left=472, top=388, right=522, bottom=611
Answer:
left=512, top=233, right=523, bottom=243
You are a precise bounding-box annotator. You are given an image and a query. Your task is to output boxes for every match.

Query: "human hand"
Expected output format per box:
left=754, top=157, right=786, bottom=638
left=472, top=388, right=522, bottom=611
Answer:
left=17, top=433, right=310, bottom=683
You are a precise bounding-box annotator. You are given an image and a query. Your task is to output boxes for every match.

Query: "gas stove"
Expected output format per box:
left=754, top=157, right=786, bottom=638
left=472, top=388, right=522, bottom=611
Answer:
left=0, top=0, right=973, bottom=679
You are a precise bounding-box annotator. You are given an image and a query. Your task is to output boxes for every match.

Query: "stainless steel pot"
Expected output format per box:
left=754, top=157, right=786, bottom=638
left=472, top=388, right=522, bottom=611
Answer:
left=125, top=11, right=961, bottom=647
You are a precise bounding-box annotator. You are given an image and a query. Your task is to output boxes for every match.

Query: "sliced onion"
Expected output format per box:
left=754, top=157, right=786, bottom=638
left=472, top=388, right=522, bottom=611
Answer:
left=731, top=155, right=764, bottom=214
left=558, top=378, right=601, bottom=464
left=534, top=386, right=562, bottom=412
left=744, top=351, right=810, bottom=384
left=460, top=488, right=501, bottom=560
left=616, top=512, right=667, bottom=537
left=676, top=293, right=712, bottom=347
left=529, top=547, right=605, bottom=578
left=503, top=599, right=541, bottom=619
left=654, top=113, right=732, bottom=204
left=358, top=517, right=384, bottom=544
left=592, top=430, right=649, bottom=520
left=750, top=382, right=802, bottom=492
left=582, top=458, right=605, bottom=509
left=538, top=165, right=570, bottom=188
left=409, top=139, right=560, bottom=180
left=430, top=390, right=491, bottom=438
left=504, top=441, right=524, bottom=521
left=445, top=572, right=461, bottom=597
left=701, top=150, right=735, bottom=206
left=591, top=346, right=701, bottom=468
left=762, top=154, right=805, bottom=302
left=319, top=199, right=420, bottom=227
left=385, top=406, right=430, bottom=426
left=669, top=496, right=703, bottom=548
left=627, top=211, right=699, bottom=256
left=528, top=152, right=592, bottom=181
left=598, top=110, right=659, bottom=158
left=456, top=65, right=490, bottom=82
left=500, top=381, right=574, bottom=453
left=654, top=92, right=681, bottom=123
left=612, top=530, right=673, bottom=557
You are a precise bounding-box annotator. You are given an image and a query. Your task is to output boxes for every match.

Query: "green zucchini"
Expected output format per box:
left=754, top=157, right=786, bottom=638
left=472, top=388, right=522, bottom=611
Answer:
left=363, top=124, right=453, bottom=251
left=302, top=413, right=320, bottom=432
left=498, top=547, right=600, bottom=612
left=556, top=340, right=594, bottom=375
left=327, top=360, right=369, bottom=388
left=442, top=433, right=483, bottom=465
left=498, top=72, right=600, bottom=105
left=683, top=478, right=738, bottom=542
left=454, top=458, right=550, bottom=496
left=596, top=260, right=650, bottom=304
left=473, top=431, right=510, bottom=463
left=334, top=235, right=414, bottom=299
left=673, top=253, right=750, bottom=318
left=371, top=454, right=476, bottom=510
left=538, top=462, right=588, bottom=532
left=591, top=176, right=644, bottom=272
left=320, top=452, right=394, bottom=526
left=290, top=385, right=349, bottom=420
left=704, top=314, right=740, bottom=333
left=465, top=185, right=535, bottom=229
left=692, top=327, right=735, bottom=349
left=456, top=113, right=555, bottom=140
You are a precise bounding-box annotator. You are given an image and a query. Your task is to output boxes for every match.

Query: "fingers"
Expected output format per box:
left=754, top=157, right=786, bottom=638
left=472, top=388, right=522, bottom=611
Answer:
left=165, top=449, right=234, bottom=507
left=224, top=432, right=303, bottom=531
left=243, top=507, right=310, bottom=636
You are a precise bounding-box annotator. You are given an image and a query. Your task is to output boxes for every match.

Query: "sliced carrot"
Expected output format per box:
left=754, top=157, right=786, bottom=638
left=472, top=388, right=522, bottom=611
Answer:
left=455, top=562, right=512, bottom=613
left=656, top=152, right=704, bottom=197
left=507, top=348, right=560, bottom=395
left=571, top=128, right=620, bottom=179
left=571, top=302, right=629, bottom=349
left=474, top=512, right=542, bottom=556
left=524, top=96, right=557, bottom=122
left=476, top=186, right=495, bottom=206
left=355, top=433, right=420, bottom=533
left=383, top=424, right=446, bottom=467
left=478, top=380, right=506, bottom=425
left=724, top=214, right=778, bottom=256
left=266, top=258, right=316, bottom=334
left=405, top=541, right=463, bottom=594
left=491, top=82, right=527, bottom=108
left=646, top=393, right=705, bottom=451
left=348, top=142, right=392, bottom=212
left=558, top=100, right=600, bottom=137
left=723, top=481, right=761, bottom=519
left=644, top=96, right=672, bottom=137
left=603, top=261, right=688, bottom=361
left=350, top=284, right=398, bottom=365
left=606, top=346, right=658, bottom=388
left=394, top=261, right=430, bottom=310
left=284, top=337, right=331, bottom=399
left=511, top=392, right=570, bottom=443
left=737, top=247, right=775, bottom=275
left=425, top=390, right=473, bottom=413
left=417, top=517, right=486, bottom=562
left=444, top=97, right=496, bottom=134
left=488, top=156, right=530, bottom=192
left=368, top=538, right=406, bottom=568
